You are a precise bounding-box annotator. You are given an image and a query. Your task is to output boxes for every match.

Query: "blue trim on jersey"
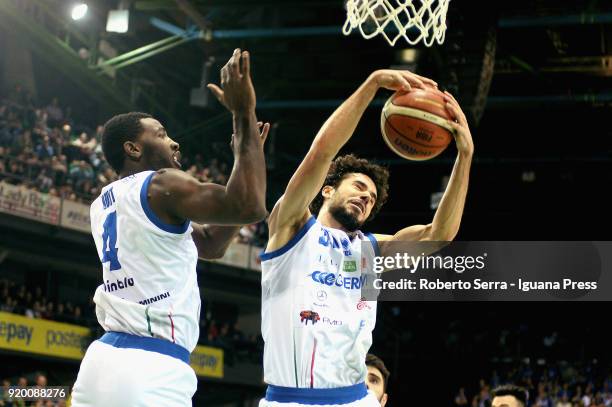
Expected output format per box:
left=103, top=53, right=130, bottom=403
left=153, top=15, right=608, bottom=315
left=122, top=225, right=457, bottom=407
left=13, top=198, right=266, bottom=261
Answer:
left=99, top=331, right=190, bottom=364
left=140, top=172, right=190, bottom=234
left=265, top=382, right=368, bottom=404
left=260, top=216, right=317, bottom=261
left=365, top=233, right=381, bottom=257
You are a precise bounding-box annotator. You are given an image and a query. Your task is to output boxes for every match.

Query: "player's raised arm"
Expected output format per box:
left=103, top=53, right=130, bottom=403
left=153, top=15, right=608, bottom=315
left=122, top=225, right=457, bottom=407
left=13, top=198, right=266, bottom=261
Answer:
left=375, top=90, right=473, bottom=247
left=191, top=122, right=270, bottom=259
left=268, top=70, right=436, bottom=244
left=148, top=49, right=267, bottom=226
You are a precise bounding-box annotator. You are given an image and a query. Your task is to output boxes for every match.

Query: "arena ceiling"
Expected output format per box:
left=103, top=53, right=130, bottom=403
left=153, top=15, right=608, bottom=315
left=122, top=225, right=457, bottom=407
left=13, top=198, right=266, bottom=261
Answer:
left=1, top=0, right=611, bottom=237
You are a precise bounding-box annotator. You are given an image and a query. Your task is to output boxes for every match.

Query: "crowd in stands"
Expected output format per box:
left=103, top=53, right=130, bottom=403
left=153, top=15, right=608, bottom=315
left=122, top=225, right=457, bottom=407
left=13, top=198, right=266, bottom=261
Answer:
left=0, top=85, right=267, bottom=245
left=455, top=363, right=612, bottom=407
left=0, top=276, right=262, bottom=363
left=0, top=279, right=88, bottom=326
left=0, top=373, right=66, bottom=407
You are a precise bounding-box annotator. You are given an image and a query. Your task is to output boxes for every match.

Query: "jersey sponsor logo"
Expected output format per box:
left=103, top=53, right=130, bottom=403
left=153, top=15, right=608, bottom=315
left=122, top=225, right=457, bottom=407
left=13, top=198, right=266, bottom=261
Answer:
left=309, top=271, right=367, bottom=290
left=312, top=290, right=329, bottom=308
left=343, top=260, right=357, bottom=272
left=316, top=255, right=340, bottom=269
left=299, top=310, right=320, bottom=325
left=357, top=298, right=372, bottom=310
left=318, top=229, right=352, bottom=256
left=138, top=291, right=170, bottom=305
left=321, top=316, right=342, bottom=326
left=103, top=277, right=135, bottom=293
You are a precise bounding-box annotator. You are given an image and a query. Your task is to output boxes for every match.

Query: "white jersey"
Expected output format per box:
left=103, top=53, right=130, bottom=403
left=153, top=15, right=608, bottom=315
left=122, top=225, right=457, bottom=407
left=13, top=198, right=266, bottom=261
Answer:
left=261, top=216, right=379, bottom=389
left=90, top=170, right=200, bottom=352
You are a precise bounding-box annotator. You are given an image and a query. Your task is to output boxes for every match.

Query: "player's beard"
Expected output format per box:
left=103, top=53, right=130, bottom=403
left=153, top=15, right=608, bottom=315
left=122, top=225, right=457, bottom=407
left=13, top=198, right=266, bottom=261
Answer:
left=329, top=202, right=363, bottom=232
left=142, top=143, right=173, bottom=170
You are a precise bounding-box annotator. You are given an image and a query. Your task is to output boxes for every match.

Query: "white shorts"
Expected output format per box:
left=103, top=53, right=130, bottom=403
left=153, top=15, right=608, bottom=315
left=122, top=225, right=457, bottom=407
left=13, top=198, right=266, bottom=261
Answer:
left=259, top=383, right=380, bottom=407
left=71, top=332, right=197, bottom=407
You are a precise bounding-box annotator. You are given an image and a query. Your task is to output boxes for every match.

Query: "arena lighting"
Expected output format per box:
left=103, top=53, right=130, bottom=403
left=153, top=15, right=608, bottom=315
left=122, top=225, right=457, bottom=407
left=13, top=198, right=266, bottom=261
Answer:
left=71, top=3, right=88, bottom=21
left=106, top=9, right=129, bottom=33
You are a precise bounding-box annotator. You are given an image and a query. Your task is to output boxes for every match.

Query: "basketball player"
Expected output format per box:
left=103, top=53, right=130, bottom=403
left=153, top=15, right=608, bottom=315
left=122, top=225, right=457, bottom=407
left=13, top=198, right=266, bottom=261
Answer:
left=71, top=49, right=268, bottom=407
left=365, top=354, right=389, bottom=407
left=491, top=385, right=529, bottom=407
left=259, top=69, right=473, bottom=406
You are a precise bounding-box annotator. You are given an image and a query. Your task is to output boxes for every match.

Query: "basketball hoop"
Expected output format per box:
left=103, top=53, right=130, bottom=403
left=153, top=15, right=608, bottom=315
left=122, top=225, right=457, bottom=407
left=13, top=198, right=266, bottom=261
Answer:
left=343, top=0, right=450, bottom=47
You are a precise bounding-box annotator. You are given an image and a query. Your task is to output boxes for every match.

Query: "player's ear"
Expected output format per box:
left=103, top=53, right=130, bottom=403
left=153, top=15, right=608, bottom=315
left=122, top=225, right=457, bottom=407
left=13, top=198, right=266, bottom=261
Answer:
left=321, top=185, right=335, bottom=200
left=380, top=393, right=388, bottom=407
left=124, top=141, right=142, bottom=161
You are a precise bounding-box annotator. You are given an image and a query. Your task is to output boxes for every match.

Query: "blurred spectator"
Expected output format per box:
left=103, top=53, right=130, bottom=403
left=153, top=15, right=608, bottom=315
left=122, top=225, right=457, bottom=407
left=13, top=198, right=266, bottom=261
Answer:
left=45, top=98, right=63, bottom=128
left=35, top=135, right=54, bottom=160
left=455, top=387, right=469, bottom=406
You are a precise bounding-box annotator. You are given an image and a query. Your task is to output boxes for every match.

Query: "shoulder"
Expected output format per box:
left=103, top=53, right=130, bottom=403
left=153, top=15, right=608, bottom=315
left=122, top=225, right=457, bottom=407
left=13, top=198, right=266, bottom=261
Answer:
left=146, top=168, right=200, bottom=197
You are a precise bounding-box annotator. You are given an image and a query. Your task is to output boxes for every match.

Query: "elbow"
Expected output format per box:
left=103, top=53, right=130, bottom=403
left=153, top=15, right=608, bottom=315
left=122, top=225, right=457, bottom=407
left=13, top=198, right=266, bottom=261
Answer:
left=238, top=205, right=268, bottom=224
left=202, top=249, right=227, bottom=261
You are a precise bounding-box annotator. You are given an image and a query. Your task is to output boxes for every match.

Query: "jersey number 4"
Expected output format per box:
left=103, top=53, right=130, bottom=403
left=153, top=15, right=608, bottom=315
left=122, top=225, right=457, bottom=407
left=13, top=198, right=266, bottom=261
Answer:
left=102, top=211, right=122, bottom=271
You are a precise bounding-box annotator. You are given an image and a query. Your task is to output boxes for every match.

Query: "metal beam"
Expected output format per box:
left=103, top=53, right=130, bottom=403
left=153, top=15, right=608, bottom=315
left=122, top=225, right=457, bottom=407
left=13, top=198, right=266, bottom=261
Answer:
left=499, top=13, right=612, bottom=28
left=210, top=26, right=340, bottom=40
left=174, top=0, right=210, bottom=32
left=256, top=93, right=612, bottom=110
left=150, top=17, right=191, bottom=37
left=110, top=37, right=193, bottom=70
left=135, top=0, right=337, bottom=10
left=150, top=17, right=340, bottom=40
left=96, top=35, right=183, bottom=68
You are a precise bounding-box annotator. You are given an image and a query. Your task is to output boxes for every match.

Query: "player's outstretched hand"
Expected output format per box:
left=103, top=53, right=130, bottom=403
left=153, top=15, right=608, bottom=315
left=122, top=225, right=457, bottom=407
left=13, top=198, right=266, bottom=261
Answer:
left=207, top=48, right=256, bottom=114
left=443, top=91, right=474, bottom=157
left=230, top=121, right=271, bottom=150
left=370, top=69, right=438, bottom=92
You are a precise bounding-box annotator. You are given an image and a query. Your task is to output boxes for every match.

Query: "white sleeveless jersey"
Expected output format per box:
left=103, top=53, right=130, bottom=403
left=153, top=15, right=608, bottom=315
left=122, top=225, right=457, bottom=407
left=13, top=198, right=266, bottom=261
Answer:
left=90, top=170, right=200, bottom=352
left=260, top=216, right=379, bottom=388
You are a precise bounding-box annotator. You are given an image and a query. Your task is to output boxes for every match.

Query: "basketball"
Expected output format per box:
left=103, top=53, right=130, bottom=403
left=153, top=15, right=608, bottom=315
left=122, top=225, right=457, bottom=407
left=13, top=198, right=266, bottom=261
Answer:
left=380, top=87, right=454, bottom=161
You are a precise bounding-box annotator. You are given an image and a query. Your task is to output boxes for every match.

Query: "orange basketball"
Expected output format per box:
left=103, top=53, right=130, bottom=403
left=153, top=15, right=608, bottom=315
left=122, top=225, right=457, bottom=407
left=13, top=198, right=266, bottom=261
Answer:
left=380, top=87, right=454, bottom=161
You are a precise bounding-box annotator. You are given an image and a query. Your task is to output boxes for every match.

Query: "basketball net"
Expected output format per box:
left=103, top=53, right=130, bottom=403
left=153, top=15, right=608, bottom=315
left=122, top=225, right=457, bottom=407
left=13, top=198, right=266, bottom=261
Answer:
left=343, top=0, right=450, bottom=47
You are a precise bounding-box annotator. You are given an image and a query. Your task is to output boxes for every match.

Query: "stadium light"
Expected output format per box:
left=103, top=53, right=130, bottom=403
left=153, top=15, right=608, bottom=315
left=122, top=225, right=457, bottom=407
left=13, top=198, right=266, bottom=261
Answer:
left=71, top=3, right=88, bottom=21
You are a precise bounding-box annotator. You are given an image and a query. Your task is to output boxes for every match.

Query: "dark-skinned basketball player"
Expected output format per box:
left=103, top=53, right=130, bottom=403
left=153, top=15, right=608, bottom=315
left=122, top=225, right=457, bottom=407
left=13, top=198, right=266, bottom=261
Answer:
left=258, top=69, right=473, bottom=406
left=72, top=49, right=268, bottom=407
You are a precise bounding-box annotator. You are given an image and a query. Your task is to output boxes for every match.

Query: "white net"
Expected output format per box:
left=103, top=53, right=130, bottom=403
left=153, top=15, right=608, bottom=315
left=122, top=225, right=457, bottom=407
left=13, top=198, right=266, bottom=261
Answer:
left=343, top=0, right=450, bottom=47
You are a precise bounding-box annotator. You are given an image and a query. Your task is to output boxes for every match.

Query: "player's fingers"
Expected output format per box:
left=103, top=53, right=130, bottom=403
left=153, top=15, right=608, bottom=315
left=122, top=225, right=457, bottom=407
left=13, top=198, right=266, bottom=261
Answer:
left=444, top=90, right=462, bottom=108
left=446, top=102, right=468, bottom=127
left=241, top=50, right=250, bottom=78
left=229, top=48, right=241, bottom=77
left=415, top=74, right=438, bottom=88
left=260, top=122, right=271, bottom=143
left=444, top=101, right=461, bottom=121
left=220, top=65, right=229, bottom=85
left=206, top=84, right=224, bottom=103
left=446, top=120, right=462, bottom=136
left=402, top=72, right=425, bottom=89
left=400, top=79, right=411, bottom=91
left=443, top=94, right=466, bottom=120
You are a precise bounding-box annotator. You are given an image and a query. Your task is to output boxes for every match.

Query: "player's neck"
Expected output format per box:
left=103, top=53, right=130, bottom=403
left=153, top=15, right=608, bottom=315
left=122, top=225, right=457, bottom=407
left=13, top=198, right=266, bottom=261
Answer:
left=119, top=162, right=149, bottom=179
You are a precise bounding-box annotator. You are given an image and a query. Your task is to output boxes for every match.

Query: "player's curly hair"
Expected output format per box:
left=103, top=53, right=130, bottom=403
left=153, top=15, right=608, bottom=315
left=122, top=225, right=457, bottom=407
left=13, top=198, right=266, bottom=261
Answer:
left=309, top=154, right=389, bottom=222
